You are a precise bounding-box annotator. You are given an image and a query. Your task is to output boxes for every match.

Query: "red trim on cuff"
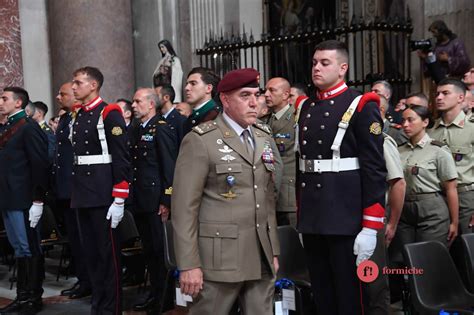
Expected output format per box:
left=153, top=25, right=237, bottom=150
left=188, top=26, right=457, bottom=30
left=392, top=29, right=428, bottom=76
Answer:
left=112, top=181, right=129, bottom=198
left=362, top=219, right=384, bottom=229
left=363, top=203, right=384, bottom=217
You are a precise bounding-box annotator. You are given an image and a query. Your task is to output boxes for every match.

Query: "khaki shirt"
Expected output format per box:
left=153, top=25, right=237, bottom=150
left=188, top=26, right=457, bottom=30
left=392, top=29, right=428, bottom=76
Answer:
left=428, top=110, right=474, bottom=185
left=383, top=133, right=404, bottom=181
left=398, top=134, right=458, bottom=194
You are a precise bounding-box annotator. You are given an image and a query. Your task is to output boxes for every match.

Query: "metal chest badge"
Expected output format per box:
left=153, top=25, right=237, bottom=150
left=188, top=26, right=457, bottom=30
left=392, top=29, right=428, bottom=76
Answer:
left=220, top=175, right=237, bottom=199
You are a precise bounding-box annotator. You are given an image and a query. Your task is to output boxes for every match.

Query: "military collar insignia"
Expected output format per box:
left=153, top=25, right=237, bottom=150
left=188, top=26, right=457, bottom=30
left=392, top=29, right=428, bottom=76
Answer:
left=7, top=110, right=26, bottom=124
left=317, top=81, right=348, bottom=100
left=81, top=96, right=103, bottom=112
left=192, top=99, right=215, bottom=118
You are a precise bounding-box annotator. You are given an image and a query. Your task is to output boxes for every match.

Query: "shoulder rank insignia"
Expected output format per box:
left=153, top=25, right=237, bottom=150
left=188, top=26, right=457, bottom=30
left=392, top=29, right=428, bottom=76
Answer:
left=253, top=122, right=271, bottom=134
left=369, top=122, right=382, bottom=135
left=192, top=121, right=217, bottom=135
left=111, top=126, right=123, bottom=136
left=165, top=187, right=173, bottom=195
left=430, top=140, right=445, bottom=147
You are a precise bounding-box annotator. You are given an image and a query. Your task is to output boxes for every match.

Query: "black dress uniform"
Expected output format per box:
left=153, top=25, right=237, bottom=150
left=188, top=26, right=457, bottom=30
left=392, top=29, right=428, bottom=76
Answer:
left=183, top=99, right=221, bottom=135
left=296, top=82, right=387, bottom=315
left=129, top=114, right=177, bottom=311
left=53, top=110, right=91, bottom=296
left=39, top=121, right=56, bottom=163
left=0, top=110, right=48, bottom=313
left=164, top=107, right=186, bottom=147
left=70, top=97, right=130, bottom=315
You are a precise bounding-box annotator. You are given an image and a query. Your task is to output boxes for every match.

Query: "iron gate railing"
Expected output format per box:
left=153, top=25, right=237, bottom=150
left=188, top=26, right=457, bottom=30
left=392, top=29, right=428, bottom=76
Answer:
left=196, top=14, right=414, bottom=100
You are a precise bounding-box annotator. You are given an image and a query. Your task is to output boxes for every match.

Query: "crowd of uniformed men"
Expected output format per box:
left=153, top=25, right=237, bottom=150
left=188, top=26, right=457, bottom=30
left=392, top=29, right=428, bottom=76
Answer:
left=0, top=39, right=473, bottom=315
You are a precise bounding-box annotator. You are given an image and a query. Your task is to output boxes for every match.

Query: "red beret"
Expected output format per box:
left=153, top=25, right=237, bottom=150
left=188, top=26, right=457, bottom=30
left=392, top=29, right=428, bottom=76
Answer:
left=217, top=68, right=260, bottom=93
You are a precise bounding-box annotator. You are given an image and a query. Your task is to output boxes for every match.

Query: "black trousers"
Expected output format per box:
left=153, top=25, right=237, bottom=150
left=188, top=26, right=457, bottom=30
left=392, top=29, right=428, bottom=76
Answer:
left=302, top=234, right=366, bottom=315
left=78, top=206, right=121, bottom=315
left=134, top=211, right=167, bottom=297
left=58, top=199, right=91, bottom=289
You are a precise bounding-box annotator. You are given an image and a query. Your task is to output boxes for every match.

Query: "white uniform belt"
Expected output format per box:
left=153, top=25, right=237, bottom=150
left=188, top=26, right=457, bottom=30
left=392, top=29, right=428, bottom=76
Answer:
left=74, top=154, right=112, bottom=165
left=299, top=157, right=360, bottom=173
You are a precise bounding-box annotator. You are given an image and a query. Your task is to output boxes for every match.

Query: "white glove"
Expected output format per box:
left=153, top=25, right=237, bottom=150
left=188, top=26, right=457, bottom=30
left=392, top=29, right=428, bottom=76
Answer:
left=106, top=198, right=125, bottom=228
left=353, top=227, right=377, bottom=266
left=29, top=202, right=44, bottom=228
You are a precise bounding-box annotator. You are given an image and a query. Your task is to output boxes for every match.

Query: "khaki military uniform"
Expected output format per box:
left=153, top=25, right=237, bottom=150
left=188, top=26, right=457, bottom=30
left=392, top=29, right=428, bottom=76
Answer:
left=172, top=114, right=280, bottom=315
left=429, top=110, right=474, bottom=234
left=265, top=105, right=297, bottom=226
left=390, top=134, right=458, bottom=262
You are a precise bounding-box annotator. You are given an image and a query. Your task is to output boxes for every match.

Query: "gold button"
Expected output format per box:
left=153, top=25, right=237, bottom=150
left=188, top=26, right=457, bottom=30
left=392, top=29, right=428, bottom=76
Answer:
left=216, top=232, right=220, bottom=236
left=329, top=100, right=335, bottom=105
left=303, top=126, right=308, bottom=131
left=324, top=112, right=330, bottom=117
left=301, top=182, right=306, bottom=188
left=256, top=204, right=260, bottom=208
left=306, top=114, right=311, bottom=118
left=316, top=183, right=322, bottom=188
left=302, top=140, right=307, bottom=145
left=317, top=140, right=322, bottom=144
left=320, top=125, right=325, bottom=130
left=317, top=155, right=322, bottom=159
left=256, top=224, right=260, bottom=228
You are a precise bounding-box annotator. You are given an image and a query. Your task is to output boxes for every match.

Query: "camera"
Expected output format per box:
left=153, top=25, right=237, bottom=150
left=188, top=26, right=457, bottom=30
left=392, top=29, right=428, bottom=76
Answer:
left=410, top=39, right=433, bottom=52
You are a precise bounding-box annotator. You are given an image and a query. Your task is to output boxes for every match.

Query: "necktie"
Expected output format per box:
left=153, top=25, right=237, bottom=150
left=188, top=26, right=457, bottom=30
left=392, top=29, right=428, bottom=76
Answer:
left=242, top=129, right=254, bottom=160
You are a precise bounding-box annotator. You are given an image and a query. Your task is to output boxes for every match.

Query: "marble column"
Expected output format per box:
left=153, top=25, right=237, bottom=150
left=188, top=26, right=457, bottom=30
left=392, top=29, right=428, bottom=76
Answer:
left=48, top=0, right=135, bottom=102
left=0, top=0, right=24, bottom=88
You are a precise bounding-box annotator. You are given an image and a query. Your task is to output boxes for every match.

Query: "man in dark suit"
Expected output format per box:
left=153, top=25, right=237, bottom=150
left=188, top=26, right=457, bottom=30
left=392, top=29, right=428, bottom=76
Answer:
left=0, top=87, right=49, bottom=314
left=129, top=88, right=177, bottom=312
left=156, top=84, right=186, bottom=147
left=183, top=67, right=221, bottom=134
left=53, top=82, right=92, bottom=299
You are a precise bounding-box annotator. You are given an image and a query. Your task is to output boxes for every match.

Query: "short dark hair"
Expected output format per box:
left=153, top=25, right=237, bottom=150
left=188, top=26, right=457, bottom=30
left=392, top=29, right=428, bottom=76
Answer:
left=291, top=82, right=308, bottom=96
left=404, top=104, right=434, bottom=128
left=116, top=98, right=132, bottom=112
left=3, top=86, right=30, bottom=108
left=33, top=101, right=49, bottom=115
left=73, top=66, right=104, bottom=89
left=405, top=92, right=429, bottom=106
left=438, top=78, right=468, bottom=94
left=314, top=40, right=349, bottom=63
left=157, top=84, right=176, bottom=103
left=187, top=67, right=221, bottom=98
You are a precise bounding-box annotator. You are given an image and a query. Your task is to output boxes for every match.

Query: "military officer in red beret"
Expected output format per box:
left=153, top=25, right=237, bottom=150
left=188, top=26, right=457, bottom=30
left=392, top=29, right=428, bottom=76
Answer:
left=296, top=40, right=387, bottom=314
left=172, top=68, right=280, bottom=314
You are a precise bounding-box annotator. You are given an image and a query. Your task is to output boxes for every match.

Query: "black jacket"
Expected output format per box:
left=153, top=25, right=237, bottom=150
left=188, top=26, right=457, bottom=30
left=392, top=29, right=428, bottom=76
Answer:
left=0, top=112, right=49, bottom=210
left=130, top=114, right=177, bottom=213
